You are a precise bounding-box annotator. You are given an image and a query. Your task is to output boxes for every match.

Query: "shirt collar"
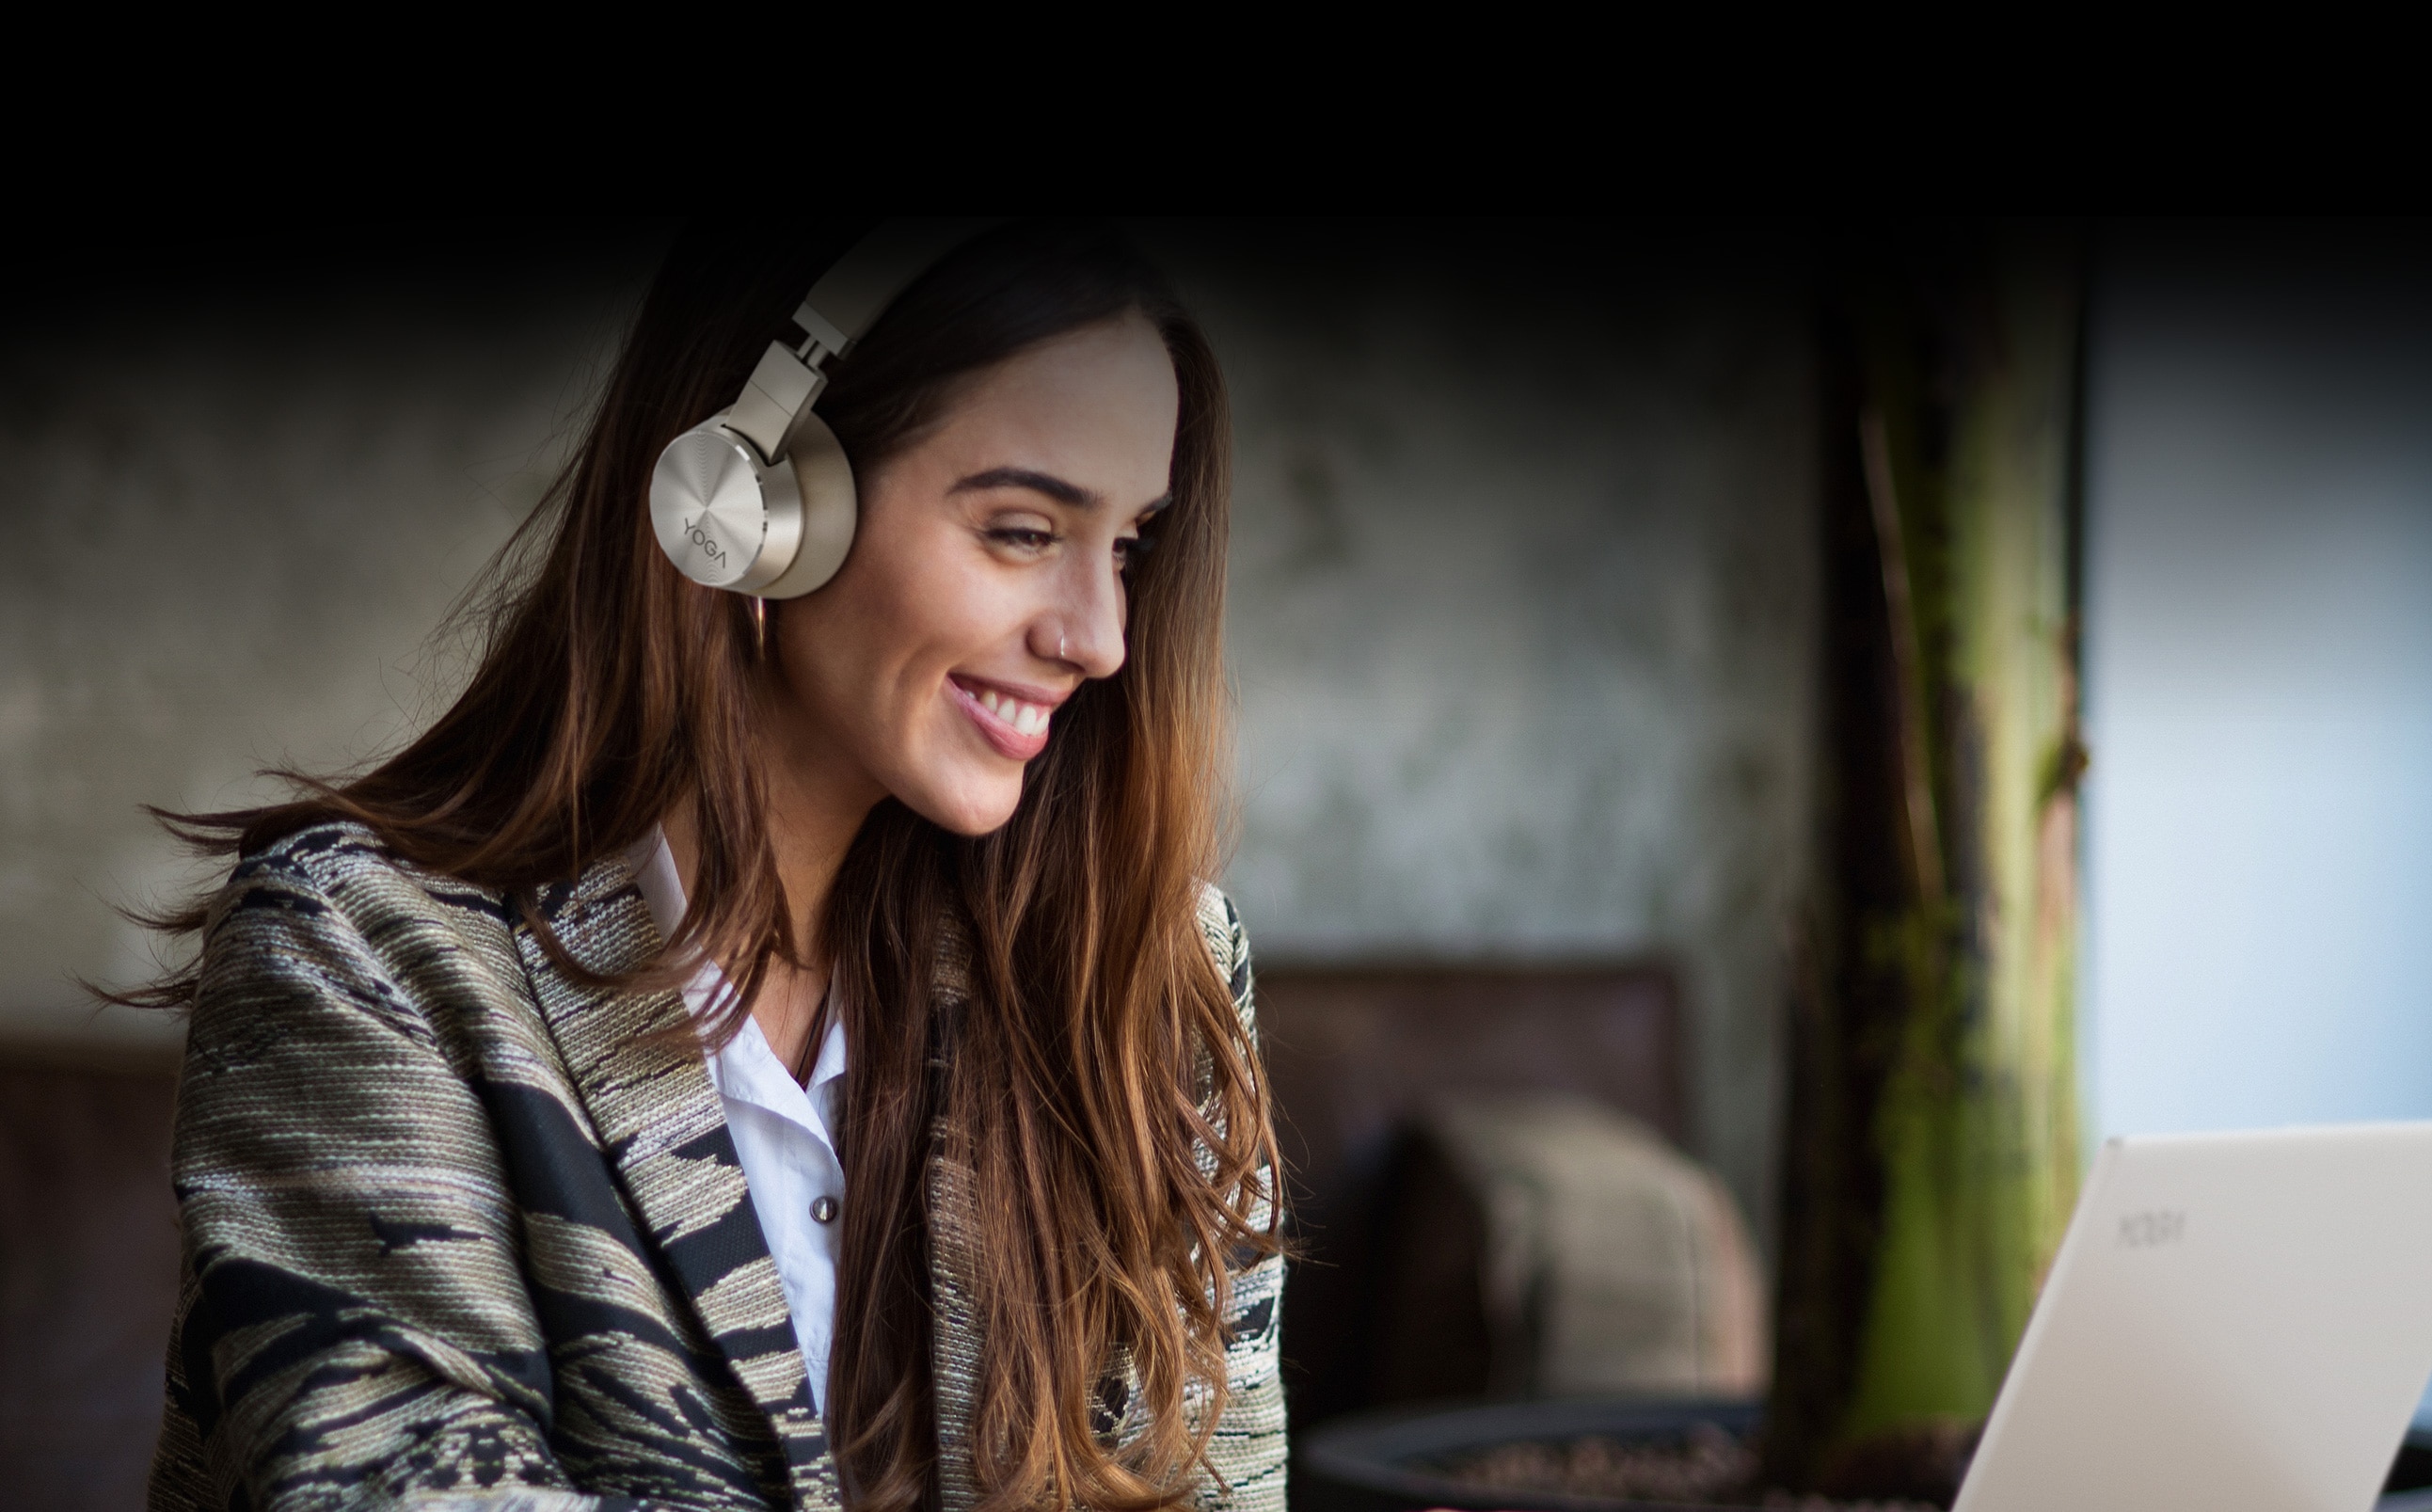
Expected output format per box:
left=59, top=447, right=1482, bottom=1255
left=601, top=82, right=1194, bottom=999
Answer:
left=628, top=827, right=688, bottom=947
left=630, top=825, right=850, bottom=1097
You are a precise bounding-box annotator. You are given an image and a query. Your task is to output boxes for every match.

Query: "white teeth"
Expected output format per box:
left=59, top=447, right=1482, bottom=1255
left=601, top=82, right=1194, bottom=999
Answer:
left=969, top=685, right=1050, bottom=738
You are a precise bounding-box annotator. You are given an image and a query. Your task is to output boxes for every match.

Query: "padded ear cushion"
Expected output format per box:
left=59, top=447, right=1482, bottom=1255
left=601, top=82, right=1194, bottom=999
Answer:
left=756, top=411, right=857, bottom=599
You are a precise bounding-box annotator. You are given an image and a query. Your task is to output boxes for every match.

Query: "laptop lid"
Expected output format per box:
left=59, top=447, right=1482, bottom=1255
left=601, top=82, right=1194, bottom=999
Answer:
left=1956, top=1122, right=2432, bottom=1512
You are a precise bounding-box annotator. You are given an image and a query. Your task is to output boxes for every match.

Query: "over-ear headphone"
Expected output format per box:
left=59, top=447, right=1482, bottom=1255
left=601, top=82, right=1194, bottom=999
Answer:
left=648, top=220, right=989, bottom=599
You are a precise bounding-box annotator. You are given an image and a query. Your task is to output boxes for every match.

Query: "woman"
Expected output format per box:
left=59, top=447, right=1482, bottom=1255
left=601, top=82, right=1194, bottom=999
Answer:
left=133, top=220, right=1284, bottom=1512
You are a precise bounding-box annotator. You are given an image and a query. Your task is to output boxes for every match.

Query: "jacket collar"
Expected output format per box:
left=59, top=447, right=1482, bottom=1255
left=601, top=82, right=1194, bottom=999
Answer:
left=512, top=852, right=845, bottom=1512
left=921, top=917, right=985, bottom=1512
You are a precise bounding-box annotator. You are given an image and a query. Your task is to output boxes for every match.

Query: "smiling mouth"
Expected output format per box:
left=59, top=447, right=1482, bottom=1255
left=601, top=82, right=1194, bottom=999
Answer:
left=976, top=685, right=1053, bottom=736
left=948, top=676, right=1059, bottom=760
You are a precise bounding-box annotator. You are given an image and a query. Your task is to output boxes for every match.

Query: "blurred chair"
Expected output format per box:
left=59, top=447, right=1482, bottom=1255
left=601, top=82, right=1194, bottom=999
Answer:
left=0, top=1051, right=181, bottom=1511
left=1365, top=1090, right=1767, bottom=1404
left=1254, top=964, right=1721, bottom=1424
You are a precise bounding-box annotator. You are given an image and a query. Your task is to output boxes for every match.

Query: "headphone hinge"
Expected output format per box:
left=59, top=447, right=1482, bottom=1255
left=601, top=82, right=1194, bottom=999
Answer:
left=791, top=299, right=852, bottom=362
left=727, top=341, right=828, bottom=462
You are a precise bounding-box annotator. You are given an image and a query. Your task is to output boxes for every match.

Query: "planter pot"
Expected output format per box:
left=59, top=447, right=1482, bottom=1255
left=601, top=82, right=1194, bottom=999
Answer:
left=1296, top=1396, right=2432, bottom=1512
left=1296, top=1397, right=1765, bottom=1512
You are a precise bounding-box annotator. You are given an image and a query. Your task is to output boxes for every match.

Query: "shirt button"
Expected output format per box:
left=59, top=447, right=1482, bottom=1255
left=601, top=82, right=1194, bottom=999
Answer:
left=811, top=1196, right=839, bottom=1224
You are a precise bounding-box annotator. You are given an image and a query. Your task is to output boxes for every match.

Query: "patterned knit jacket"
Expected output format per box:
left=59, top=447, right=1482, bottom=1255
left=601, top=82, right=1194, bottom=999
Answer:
left=148, top=821, right=1286, bottom=1512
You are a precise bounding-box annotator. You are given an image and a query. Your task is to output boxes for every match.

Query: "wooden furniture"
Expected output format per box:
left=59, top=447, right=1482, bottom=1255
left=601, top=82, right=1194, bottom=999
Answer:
left=1254, top=963, right=1685, bottom=1425
left=0, top=1050, right=182, bottom=1512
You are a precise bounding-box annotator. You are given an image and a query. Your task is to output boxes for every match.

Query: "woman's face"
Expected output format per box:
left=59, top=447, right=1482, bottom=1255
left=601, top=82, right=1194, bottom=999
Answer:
left=769, top=311, right=1180, bottom=836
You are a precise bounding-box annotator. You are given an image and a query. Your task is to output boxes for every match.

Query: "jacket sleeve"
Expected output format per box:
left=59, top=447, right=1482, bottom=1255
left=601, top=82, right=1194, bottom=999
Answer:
left=1193, top=889, right=1288, bottom=1512
left=161, top=847, right=620, bottom=1511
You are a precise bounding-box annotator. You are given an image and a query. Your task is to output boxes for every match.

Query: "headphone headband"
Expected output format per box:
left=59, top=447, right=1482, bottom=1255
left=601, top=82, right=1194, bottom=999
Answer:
left=723, top=219, right=995, bottom=464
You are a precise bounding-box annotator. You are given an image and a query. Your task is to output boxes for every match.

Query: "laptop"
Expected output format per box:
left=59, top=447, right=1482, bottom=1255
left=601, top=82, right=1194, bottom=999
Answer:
left=1956, top=1122, right=2432, bottom=1512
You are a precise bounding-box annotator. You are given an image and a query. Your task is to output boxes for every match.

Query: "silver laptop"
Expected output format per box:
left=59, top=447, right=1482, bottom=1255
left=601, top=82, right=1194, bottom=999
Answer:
left=1957, top=1122, right=2432, bottom=1512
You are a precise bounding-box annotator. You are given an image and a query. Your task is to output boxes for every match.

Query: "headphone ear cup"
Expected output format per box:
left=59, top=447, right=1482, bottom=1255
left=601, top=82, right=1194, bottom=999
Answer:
left=649, top=414, right=813, bottom=595
left=650, top=420, right=776, bottom=589
left=756, top=411, right=857, bottom=599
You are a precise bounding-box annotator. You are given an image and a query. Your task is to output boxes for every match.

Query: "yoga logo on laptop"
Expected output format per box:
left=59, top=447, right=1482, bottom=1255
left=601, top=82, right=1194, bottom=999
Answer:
left=2117, top=1209, right=2186, bottom=1248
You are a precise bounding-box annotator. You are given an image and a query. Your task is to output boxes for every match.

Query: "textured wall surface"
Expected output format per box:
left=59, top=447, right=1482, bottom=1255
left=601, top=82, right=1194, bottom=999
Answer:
left=0, top=222, right=1816, bottom=1240
left=0, top=236, right=652, bottom=1056
left=1158, top=227, right=1819, bottom=1233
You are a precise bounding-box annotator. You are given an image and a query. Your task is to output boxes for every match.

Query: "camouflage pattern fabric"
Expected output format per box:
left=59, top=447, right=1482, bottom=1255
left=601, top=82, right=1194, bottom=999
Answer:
left=148, top=822, right=1284, bottom=1512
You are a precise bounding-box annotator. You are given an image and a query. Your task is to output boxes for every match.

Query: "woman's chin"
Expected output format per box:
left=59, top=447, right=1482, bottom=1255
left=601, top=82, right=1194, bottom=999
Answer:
left=900, top=771, right=1027, bottom=838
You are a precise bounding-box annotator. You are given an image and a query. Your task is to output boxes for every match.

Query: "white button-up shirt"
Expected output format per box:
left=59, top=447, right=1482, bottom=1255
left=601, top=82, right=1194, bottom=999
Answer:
left=630, top=831, right=847, bottom=1410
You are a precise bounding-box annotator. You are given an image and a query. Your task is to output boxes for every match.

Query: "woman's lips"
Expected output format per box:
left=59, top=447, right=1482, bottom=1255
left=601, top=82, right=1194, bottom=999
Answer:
left=947, top=676, right=1057, bottom=761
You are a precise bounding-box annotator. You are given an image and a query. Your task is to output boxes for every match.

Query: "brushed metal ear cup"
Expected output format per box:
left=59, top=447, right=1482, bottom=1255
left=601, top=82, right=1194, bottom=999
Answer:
left=650, top=423, right=767, bottom=589
left=756, top=411, right=857, bottom=599
left=648, top=413, right=812, bottom=595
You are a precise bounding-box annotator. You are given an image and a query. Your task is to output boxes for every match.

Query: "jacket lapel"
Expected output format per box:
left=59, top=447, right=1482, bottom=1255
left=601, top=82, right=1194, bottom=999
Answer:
left=926, top=1147, right=985, bottom=1512
left=923, top=922, right=986, bottom=1512
left=515, top=856, right=844, bottom=1512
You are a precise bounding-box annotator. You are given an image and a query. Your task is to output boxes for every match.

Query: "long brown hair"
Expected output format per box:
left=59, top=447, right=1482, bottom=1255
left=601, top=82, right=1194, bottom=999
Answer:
left=123, top=219, right=1280, bottom=1512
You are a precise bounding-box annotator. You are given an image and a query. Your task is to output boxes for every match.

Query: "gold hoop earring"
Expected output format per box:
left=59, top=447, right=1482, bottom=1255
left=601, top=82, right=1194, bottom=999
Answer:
left=752, top=597, right=768, bottom=661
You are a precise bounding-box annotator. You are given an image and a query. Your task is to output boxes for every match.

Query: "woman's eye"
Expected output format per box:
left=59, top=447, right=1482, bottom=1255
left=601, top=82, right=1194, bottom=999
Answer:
left=988, top=527, right=1057, bottom=550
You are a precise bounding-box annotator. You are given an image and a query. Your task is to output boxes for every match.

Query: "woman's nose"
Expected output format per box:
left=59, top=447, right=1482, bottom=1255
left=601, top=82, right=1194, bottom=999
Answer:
left=1033, top=550, right=1127, bottom=678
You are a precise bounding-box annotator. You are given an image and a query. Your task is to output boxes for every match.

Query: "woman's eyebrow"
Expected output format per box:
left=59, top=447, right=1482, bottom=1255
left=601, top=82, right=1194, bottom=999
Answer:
left=949, top=467, right=1097, bottom=507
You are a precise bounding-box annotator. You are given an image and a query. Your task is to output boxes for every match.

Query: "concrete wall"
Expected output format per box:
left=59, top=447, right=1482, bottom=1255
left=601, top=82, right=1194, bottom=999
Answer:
left=1155, top=227, right=1818, bottom=1239
left=0, top=235, right=652, bottom=1057
left=0, top=223, right=1818, bottom=1243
